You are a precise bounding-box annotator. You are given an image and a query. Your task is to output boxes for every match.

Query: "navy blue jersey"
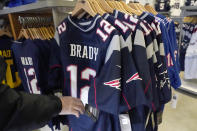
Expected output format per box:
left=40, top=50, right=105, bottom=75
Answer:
left=0, top=36, right=21, bottom=88
left=180, top=23, right=195, bottom=71
left=185, top=0, right=196, bottom=6
left=155, top=14, right=181, bottom=89
left=58, top=15, right=121, bottom=131
left=112, top=10, right=154, bottom=105
left=139, top=13, right=171, bottom=104
left=155, top=0, right=171, bottom=12
left=12, top=39, right=61, bottom=94
left=112, top=10, right=157, bottom=131
left=12, top=40, right=45, bottom=94
left=103, top=13, right=150, bottom=112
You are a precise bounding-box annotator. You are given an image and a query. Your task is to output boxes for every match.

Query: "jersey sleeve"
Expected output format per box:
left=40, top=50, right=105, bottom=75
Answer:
left=132, top=27, right=153, bottom=104
left=48, top=39, right=63, bottom=92
left=114, top=11, right=153, bottom=105
left=153, top=22, right=172, bottom=104
left=119, top=35, right=150, bottom=113
left=89, top=33, right=121, bottom=115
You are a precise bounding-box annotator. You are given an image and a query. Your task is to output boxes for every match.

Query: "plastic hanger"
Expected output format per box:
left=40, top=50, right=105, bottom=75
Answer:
left=72, top=0, right=97, bottom=17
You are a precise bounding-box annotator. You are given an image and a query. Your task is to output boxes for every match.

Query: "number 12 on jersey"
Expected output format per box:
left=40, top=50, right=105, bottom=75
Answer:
left=24, top=68, right=40, bottom=94
left=67, top=65, right=96, bottom=105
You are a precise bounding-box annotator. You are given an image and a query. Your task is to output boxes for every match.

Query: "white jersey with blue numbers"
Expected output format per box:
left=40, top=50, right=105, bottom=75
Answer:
left=58, top=15, right=122, bottom=131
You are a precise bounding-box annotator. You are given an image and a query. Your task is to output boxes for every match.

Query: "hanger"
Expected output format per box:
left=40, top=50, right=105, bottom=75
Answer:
left=17, top=16, right=29, bottom=40
left=115, top=1, right=129, bottom=14
left=120, top=1, right=141, bottom=15
left=88, top=0, right=106, bottom=15
left=0, top=19, right=12, bottom=37
left=95, top=0, right=113, bottom=13
left=106, top=0, right=127, bottom=14
left=144, top=4, right=158, bottom=15
left=137, top=2, right=147, bottom=12
left=17, top=29, right=29, bottom=40
left=128, top=1, right=139, bottom=10
left=72, top=0, right=97, bottom=17
left=0, top=27, right=12, bottom=37
left=106, top=1, right=116, bottom=9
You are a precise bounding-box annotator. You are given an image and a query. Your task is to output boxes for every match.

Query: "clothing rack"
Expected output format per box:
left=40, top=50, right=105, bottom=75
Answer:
left=178, top=5, right=197, bottom=95
left=0, top=0, right=77, bottom=40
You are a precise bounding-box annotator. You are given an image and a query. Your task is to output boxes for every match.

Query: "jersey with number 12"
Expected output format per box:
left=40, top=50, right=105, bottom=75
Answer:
left=58, top=15, right=122, bottom=131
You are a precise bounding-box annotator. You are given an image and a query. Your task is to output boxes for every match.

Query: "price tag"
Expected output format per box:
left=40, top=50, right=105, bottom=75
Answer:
left=171, top=94, right=178, bottom=109
left=119, top=114, right=132, bottom=131
left=84, top=104, right=100, bottom=122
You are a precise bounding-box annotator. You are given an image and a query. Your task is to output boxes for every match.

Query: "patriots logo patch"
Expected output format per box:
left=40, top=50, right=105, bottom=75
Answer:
left=126, top=73, right=142, bottom=83
left=104, top=78, right=121, bottom=90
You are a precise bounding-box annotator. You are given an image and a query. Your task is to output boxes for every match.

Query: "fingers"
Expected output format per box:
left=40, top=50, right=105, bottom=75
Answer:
left=59, top=96, right=85, bottom=117
left=75, top=98, right=84, bottom=106
left=72, top=109, right=80, bottom=118
left=73, top=104, right=85, bottom=115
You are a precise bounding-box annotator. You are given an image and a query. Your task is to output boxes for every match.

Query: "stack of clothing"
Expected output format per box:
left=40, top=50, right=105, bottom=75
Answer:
left=7, top=0, right=37, bottom=7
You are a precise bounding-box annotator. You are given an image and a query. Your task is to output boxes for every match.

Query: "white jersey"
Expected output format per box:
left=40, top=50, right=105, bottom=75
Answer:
left=170, top=0, right=185, bottom=16
left=185, top=26, right=197, bottom=79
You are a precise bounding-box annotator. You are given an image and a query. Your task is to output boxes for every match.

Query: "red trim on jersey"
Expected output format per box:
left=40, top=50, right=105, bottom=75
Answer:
left=144, top=79, right=151, bottom=94
left=50, top=64, right=62, bottom=69
left=94, top=78, right=98, bottom=109
left=122, top=93, right=131, bottom=110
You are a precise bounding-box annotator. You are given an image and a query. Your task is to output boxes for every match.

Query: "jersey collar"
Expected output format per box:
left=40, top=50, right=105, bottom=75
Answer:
left=68, top=14, right=101, bottom=32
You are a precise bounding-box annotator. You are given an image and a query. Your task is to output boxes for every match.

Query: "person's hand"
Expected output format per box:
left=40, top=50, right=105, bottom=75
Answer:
left=59, top=96, right=85, bottom=117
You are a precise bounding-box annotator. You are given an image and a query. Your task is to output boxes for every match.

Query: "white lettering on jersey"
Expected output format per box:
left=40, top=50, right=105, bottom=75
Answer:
left=82, top=46, right=88, bottom=59
left=123, top=15, right=138, bottom=32
left=21, top=57, right=33, bottom=65
left=70, top=44, right=76, bottom=56
left=76, top=45, right=82, bottom=58
left=100, top=20, right=115, bottom=34
left=96, top=29, right=108, bottom=42
left=24, top=67, right=40, bottom=94
left=89, top=47, right=94, bottom=60
left=96, top=20, right=115, bottom=42
left=140, top=22, right=151, bottom=36
left=70, top=44, right=99, bottom=61
left=114, top=19, right=129, bottom=33
left=58, top=22, right=66, bottom=34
